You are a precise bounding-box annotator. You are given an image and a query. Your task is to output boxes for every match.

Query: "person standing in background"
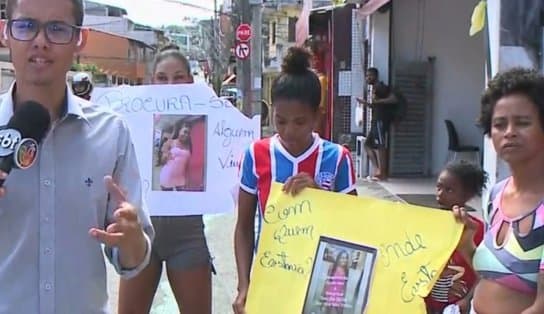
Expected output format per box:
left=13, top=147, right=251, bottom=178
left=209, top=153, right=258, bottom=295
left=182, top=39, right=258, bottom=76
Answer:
left=71, top=71, right=93, bottom=100
left=357, top=68, right=398, bottom=181
left=307, top=37, right=329, bottom=139
left=118, top=45, right=213, bottom=314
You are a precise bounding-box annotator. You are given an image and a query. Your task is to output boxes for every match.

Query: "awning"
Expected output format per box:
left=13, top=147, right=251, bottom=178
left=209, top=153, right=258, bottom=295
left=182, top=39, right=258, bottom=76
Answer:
left=356, top=0, right=391, bottom=19
left=295, top=0, right=313, bottom=46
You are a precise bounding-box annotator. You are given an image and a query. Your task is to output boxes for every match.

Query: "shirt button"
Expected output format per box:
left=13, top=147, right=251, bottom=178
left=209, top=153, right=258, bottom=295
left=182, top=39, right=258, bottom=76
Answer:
left=44, top=283, right=52, bottom=291
left=44, top=248, right=52, bottom=254
left=43, top=180, right=52, bottom=186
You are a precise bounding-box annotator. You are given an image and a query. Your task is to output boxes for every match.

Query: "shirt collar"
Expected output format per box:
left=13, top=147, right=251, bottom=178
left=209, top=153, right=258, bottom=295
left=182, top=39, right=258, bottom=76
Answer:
left=0, top=81, right=90, bottom=126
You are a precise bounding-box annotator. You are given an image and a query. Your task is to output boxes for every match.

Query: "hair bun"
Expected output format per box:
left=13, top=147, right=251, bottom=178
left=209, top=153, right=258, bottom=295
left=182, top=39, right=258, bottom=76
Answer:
left=281, top=46, right=312, bottom=75
left=159, top=43, right=181, bottom=52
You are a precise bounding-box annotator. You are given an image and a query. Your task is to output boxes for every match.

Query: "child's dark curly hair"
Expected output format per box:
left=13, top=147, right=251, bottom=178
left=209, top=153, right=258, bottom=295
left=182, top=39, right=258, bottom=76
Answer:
left=444, top=162, right=488, bottom=197
left=159, top=43, right=181, bottom=52
left=479, top=67, right=544, bottom=135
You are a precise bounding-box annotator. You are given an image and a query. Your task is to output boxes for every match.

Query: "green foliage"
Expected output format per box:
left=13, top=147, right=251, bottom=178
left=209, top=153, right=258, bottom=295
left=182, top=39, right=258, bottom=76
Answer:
left=71, top=63, right=101, bottom=74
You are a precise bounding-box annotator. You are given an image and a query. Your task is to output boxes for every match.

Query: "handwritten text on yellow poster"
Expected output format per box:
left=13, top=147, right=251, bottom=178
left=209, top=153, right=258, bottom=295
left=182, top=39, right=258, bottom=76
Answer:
left=246, top=183, right=463, bottom=313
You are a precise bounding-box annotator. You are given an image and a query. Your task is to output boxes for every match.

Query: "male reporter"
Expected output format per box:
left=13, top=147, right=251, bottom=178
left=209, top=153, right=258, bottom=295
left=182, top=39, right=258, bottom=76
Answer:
left=0, top=0, right=153, bottom=313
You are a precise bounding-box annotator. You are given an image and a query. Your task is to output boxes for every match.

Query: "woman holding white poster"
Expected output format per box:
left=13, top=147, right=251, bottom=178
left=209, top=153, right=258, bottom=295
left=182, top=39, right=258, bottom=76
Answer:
left=117, top=44, right=213, bottom=314
left=233, top=46, right=358, bottom=314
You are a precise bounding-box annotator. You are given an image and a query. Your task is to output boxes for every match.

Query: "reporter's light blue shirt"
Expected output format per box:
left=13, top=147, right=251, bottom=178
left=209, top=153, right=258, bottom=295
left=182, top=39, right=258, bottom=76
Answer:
left=0, top=83, right=154, bottom=314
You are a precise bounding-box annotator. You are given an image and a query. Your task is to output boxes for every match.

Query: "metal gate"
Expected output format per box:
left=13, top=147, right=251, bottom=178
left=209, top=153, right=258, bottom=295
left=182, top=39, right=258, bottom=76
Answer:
left=389, top=59, right=434, bottom=177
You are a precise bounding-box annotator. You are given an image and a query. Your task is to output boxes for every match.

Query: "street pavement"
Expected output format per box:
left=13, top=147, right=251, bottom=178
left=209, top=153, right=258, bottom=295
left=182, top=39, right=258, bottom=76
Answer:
left=106, top=180, right=399, bottom=313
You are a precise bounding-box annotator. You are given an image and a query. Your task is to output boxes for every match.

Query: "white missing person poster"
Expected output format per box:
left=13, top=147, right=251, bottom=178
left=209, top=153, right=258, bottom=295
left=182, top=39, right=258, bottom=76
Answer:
left=91, top=83, right=261, bottom=216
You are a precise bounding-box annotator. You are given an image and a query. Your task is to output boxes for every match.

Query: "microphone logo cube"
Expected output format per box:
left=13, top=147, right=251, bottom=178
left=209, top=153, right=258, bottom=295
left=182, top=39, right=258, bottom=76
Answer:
left=0, top=128, right=21, bottom=156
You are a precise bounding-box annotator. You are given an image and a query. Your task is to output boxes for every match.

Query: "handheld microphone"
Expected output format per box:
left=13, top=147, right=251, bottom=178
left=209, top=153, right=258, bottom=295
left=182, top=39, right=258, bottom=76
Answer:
left=0, top=101, right=51, bottom=187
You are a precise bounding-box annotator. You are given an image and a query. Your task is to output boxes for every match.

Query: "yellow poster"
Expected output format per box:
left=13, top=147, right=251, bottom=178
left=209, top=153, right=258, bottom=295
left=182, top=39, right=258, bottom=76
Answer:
left=246, top=183, right=463, bottom=313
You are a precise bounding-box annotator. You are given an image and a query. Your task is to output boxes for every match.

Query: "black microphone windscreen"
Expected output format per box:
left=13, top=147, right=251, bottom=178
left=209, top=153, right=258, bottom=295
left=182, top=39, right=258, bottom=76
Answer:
left=8, top=101, right=51, bottom=143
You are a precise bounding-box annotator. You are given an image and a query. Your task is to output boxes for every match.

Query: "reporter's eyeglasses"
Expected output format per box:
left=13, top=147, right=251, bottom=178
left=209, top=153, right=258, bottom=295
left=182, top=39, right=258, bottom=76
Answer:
left=7, top=18, right=80, bottom=45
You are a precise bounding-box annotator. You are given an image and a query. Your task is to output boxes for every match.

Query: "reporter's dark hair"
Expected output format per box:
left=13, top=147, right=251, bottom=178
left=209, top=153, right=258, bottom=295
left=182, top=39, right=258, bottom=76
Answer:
left=480, top=67, right=544, bottom=135
left=7, top=0, right=85, bottom=26
left=271, top=46, right=321, bottom=111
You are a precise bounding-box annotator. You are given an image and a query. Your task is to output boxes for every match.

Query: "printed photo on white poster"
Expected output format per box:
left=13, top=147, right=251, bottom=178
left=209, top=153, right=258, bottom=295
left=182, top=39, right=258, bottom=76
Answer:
left=91, top=83, right=260, bottom=216
left=152, top=114, right=207, bottom=192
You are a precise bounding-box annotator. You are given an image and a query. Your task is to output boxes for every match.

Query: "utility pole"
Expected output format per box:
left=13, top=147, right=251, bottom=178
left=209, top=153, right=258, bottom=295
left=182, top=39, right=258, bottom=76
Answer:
left=249, top=0, right=262, bottom=117
left=165, top=0, right=226, bottom=91
left=212, top=0, right=218, bottom=88
left=236, top=0, right=262, bottom=118
left=236, top=0, right=252, bottom=117
left=213, top=0, right=217, bottom=52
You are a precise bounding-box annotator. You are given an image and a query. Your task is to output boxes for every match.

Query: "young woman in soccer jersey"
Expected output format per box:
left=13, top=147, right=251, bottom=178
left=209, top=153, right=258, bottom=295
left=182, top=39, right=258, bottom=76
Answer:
left=233, top=46, right=358, bottom=314
left=455, top=68, right=544, bottom=314
left=118, top=45, right=213, bottom=314
left=426, top=162, right=487, bottom=314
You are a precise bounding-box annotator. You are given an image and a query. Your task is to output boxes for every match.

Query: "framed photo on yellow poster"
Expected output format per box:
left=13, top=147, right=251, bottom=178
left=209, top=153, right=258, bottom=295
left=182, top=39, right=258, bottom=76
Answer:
left=302, top=237, right=377, bottom=314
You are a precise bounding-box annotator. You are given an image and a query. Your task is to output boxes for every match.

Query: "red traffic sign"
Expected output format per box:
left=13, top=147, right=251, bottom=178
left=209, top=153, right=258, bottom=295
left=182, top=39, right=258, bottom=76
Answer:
left=235, top=42, right=250, bottom=60
left=236, top=24, right=252, bottom=42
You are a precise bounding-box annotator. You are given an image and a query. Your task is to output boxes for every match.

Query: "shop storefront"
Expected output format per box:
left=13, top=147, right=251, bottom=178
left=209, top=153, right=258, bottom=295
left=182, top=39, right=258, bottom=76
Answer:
left=483, top=0, right=544, bottom=200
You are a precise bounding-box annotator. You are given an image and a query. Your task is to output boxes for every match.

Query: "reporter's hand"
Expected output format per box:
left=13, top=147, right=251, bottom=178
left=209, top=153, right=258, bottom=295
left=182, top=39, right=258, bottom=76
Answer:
left=89, top=176, right=147, bottom=269
left=0, top=171, right=8, bottom=197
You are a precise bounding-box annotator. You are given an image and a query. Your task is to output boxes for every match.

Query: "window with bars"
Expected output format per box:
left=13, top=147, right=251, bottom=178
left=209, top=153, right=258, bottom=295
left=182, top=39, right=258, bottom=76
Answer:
left=287, top=17, right=297, bottom=42
left=0, top=1, right=7, bottom=20
left=271, top=22, right=276, bottom=45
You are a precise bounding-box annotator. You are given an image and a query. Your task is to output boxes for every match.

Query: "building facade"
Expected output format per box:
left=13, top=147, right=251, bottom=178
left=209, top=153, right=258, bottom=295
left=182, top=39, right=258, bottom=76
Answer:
left=76, top=28, right=153, bottom=85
